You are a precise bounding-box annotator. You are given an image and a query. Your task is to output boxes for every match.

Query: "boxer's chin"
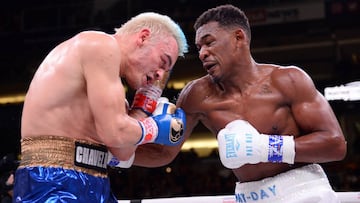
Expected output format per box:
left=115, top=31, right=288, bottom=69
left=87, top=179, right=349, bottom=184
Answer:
left=210, top=75, right=220, bottom=83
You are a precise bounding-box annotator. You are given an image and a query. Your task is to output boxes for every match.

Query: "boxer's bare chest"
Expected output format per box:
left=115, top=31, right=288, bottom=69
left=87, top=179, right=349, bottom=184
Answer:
left=198, top=83, right=294, bottom=136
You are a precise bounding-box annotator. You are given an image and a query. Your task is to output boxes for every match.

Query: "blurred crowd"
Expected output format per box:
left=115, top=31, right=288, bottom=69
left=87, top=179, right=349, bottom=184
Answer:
left=0, top=154, right=18, bottom=203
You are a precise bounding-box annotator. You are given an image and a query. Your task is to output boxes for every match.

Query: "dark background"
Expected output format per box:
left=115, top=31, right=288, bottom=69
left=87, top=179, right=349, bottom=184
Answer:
left=0, top=0, right=359, bottom=199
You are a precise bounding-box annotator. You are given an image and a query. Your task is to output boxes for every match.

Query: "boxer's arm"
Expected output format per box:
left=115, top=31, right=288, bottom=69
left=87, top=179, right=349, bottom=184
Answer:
left=108, top=92, right=163, bottom=158
left=82, top=33, right=145, bottom=148
left=133, top=82, right=200, bottom=167
left=218, top=67, right=346, bottom=169
left=83, top=32, right=179, bottom=149
left=106, top=99, right=146, bottom=168
left=275, top=66, right=346, bottom=163
left=133, top=111, right=197, bottom=167
left=107, top=97, right=185, bottom=168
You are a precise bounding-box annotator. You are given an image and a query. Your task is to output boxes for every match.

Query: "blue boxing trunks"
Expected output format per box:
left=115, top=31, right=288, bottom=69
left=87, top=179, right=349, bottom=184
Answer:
left=13, top=135, right=118, bottom=203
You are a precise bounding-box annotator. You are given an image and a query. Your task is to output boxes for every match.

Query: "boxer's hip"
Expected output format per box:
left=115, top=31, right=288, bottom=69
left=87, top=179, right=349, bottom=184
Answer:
left=14, top=136, right=118, bottom=203
left=235, top=164, right=339, bottom=203
left=19, top=135, right=109, bottom=177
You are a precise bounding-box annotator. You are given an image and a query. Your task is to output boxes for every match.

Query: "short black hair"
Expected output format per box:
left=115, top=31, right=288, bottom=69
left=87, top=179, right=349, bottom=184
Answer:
left=194, top=4, right=251, bottom=41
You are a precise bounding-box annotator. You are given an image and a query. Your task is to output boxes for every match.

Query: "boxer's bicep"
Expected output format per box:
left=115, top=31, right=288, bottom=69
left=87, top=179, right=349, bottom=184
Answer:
left=82, top=36, right=143, bottom=147
left=279, top=68, right=346, bottom=162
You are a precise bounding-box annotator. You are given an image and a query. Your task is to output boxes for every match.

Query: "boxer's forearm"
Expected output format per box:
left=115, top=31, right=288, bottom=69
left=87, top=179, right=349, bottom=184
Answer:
left=133, top=144, right=178, bottom=167
left=128, top=108, right=149, bottom=119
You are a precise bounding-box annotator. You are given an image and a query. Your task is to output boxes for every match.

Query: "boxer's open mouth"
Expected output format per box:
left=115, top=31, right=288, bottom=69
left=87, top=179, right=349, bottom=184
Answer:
left=203, top=62, right=216, bottom=71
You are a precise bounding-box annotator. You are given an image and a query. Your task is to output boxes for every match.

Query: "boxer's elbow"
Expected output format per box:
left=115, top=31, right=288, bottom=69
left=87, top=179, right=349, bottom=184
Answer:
left=161, top=148, right=179, bottom=165
left=330, top=134, right=347, bottom=161
left=134, top=144, right=179, bottom=167
left=117, top=150, right=136, bottom=161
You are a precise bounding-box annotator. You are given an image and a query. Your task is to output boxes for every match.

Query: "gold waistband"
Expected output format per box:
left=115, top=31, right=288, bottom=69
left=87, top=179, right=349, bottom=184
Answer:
left=20, top=135, right=108, bottom=178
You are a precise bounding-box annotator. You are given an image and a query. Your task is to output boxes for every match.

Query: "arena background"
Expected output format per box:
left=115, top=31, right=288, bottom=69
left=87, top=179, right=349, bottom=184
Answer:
left=0, top=0, right=359, bottom=200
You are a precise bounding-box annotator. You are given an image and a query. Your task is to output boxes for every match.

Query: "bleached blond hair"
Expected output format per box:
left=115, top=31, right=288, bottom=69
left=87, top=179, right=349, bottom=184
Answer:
left=115, top=12, right=188, bottom=57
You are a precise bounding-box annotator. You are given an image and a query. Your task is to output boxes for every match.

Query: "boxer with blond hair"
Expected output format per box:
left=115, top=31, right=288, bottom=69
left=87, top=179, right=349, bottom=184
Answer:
left=14, top=12, right=188, bottom=203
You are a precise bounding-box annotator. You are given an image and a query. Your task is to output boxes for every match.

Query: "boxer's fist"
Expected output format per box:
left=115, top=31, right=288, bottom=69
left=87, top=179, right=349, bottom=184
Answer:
left=137, top=103, right=186, bottom=146
left=107, top=152, right=134, bottom=168
left=217, top=120, right=295, bottom=169
left=131, top=84, right=162, bottom=115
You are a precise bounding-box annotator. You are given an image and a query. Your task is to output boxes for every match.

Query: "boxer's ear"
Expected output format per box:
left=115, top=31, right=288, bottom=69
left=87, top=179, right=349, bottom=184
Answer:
left=234, top=29, right=245, bottom=42
left=137, top=29, right=151, bottom=46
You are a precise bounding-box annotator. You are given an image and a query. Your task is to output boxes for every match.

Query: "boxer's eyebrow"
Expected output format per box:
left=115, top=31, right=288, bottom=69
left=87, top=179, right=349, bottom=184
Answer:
left=195, top=34, right=211, bottom=50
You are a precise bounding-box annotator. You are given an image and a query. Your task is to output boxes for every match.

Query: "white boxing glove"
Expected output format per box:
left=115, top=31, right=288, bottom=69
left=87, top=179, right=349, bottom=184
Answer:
left=217, top=120, right=295, bottom=169
left=107, top=152, right=135, bottom=168
left=153, top=97, right=175, bottom=116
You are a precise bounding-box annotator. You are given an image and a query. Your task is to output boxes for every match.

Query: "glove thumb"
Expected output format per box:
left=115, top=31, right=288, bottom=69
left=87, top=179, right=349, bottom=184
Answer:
left=170, top=108, right=186, bottom=144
